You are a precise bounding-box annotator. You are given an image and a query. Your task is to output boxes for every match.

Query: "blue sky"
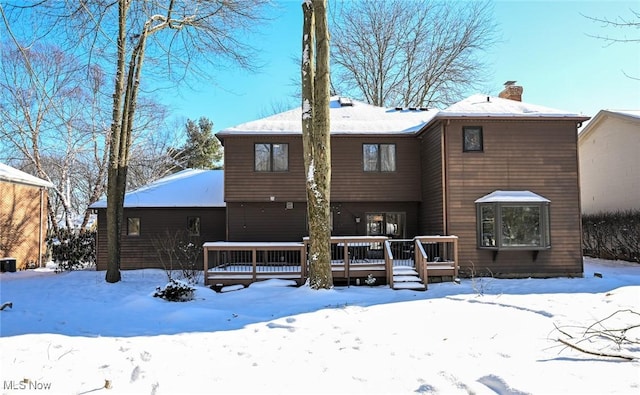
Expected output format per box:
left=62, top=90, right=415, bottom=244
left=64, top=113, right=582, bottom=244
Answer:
left=164, top=0, right=640, bottom=132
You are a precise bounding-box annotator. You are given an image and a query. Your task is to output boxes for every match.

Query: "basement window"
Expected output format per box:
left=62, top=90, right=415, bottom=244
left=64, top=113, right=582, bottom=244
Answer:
left=475, top=191, right=550, bottom=250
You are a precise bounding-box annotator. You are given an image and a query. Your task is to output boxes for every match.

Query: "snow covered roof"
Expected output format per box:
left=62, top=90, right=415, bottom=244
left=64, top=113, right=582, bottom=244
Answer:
left=218, top=95, right=589, bottom=142
left=439, top=94, right=589, bottom=120
left=475, top=190, right=550, bottom=203
left=578, top=109, right=640, bottom=139
left=607, top=110, right=640, bottom=120
left=0, top=163, right=54, bottom=188
left=217, top=96, right=438, bottom=138
left=89, top=169, right=225, bottom=209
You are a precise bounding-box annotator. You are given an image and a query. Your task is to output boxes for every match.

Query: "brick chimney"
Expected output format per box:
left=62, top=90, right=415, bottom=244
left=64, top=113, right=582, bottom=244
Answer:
left=498, top=81, right=523, bottom=101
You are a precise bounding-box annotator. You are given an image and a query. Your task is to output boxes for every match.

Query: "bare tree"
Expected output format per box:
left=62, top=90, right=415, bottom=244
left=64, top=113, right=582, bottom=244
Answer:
left=302, top=0, right=333, bottom=289
left=5, top=0, right=272, bottom=283
left=0, top=42, right=97, bottom=230
left=584, top=8, right=640, bottom=44
left=330, top=0, right=498, bottom=108
left=584, top=8, right=639, bottom=80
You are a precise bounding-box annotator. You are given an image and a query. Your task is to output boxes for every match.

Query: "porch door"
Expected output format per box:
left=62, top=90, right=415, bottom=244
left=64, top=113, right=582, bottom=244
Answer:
left=366, top=212, right=405, bottom=239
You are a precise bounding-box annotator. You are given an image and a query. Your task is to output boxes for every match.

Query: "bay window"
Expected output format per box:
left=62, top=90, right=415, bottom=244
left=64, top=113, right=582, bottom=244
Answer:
left=475, top=191, right=550, bottom=250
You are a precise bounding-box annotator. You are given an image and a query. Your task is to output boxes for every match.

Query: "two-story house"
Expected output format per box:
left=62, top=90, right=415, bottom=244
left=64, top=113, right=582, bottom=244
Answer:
left=93, top=85, right=588, bottom=281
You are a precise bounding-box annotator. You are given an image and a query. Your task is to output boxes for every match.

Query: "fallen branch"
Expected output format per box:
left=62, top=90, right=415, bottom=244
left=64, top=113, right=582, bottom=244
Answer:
left=556, top=338, right=636, bottom=361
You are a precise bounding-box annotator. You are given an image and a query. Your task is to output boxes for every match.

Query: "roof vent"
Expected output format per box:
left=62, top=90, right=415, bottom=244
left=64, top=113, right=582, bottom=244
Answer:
left=338, top=97, right=353, bottom=107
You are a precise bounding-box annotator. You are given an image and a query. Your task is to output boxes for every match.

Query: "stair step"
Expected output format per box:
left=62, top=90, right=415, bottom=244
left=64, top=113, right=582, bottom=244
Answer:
left=393, top=281, right=426, bottom=290
left=393, top=275, right=422, bottom=282
left=393, top=267, right=419, bottom=276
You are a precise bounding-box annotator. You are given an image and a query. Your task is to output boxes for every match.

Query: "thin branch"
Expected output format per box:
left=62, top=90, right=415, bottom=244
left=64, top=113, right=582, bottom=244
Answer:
left=556, top=338, right=636, bottom=361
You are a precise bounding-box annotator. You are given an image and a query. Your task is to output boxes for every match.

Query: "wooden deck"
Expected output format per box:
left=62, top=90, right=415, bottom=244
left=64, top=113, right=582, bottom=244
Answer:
left=203, top=236, right=458, bottom=290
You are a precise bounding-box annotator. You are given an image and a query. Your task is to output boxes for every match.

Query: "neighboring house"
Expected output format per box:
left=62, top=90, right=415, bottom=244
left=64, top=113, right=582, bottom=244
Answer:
left=93, top=85, right=589, bottom=279
left=578, top=109, right=640, bottom=214
left=0, top=163, right=53, bottom=270
left=90, top=169, right=226, bottom=270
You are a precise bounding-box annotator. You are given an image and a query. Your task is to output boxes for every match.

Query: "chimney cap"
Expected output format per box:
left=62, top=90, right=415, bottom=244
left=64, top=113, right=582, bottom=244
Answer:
left=504, top=80, right=517, bottom=86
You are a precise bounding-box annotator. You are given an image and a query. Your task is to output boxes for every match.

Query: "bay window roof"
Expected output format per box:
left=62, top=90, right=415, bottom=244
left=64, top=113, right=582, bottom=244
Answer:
left=475, top=190, right=550, bottom=204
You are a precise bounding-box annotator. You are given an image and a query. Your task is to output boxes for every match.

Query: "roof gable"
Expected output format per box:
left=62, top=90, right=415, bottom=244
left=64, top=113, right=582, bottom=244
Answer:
left=0, top=163, right=54, bottom=188
left=90, top=169, right=225, bottom=209
left=578, top=109, right=640, bottom=142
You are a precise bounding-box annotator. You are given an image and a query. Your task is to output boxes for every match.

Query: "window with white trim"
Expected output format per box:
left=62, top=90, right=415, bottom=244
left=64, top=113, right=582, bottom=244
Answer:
left=475, top=191, right=550, bottom=250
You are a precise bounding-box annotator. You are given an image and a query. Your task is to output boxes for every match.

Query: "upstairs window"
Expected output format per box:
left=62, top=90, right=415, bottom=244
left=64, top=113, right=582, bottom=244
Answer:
left=475, top=191, right=550, bottom=250
left=255, top=143, right=288, bottom=172
left=363, top=143, right=396, bottom=172
left=463, top=126, right=483, bottom=152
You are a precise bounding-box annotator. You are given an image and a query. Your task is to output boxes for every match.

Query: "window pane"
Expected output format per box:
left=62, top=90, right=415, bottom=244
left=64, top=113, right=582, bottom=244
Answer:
left=363, top=144, right=379, bottom=171
left=463, top=127, right=483, bottom=152
left=255, top=144, right=271, bottom=171
left=188, top=217, right=200, bottom=236
left=501, top=206, right=541, bottom=247
left=380, top=144, right=396, bottom=171
left=127, top=218, right=140, bottom=236
left=480, top=205, right=495, bottom=247
left=272, top=144, right=288, bottom=171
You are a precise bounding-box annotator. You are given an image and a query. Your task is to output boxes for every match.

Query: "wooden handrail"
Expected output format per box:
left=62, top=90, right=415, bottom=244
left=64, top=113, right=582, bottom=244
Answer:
left=414, top=240, right=428, bottom=290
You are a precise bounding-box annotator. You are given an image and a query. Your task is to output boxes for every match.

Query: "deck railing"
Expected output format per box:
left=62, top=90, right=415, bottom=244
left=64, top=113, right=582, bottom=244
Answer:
left=415, top=236, right=459, bottom=278
left=304, top=236, right=389, bottom=284
left=203, top=242, right=306, bottom=287
left=203, top=235, right=458, bottom=288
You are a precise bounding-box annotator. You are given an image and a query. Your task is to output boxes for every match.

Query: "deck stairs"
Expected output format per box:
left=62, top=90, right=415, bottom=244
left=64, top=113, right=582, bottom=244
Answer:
left=392, top=265, right=426, bottom=291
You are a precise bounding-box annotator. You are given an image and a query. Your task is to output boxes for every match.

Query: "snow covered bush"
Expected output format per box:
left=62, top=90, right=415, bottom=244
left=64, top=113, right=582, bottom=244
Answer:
left=153, top=279, right=195, bottom=302
left=365, top=273, right=376, bottom=286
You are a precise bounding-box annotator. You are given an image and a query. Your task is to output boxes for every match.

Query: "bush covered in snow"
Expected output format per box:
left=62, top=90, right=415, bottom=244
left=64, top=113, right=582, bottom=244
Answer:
left=153, top=279, right=195, bottom=302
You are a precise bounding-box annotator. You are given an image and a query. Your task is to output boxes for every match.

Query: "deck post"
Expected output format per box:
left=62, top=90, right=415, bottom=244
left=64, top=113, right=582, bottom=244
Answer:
left=300, top=245, right=306, bottom=284
left=252, top=248, right=257, bottom=282
left=203, top=245, right=209, bottom=286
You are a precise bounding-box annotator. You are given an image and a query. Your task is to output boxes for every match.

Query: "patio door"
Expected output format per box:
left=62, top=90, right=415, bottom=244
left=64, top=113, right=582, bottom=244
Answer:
left=366, top=212, right=405, bottom=238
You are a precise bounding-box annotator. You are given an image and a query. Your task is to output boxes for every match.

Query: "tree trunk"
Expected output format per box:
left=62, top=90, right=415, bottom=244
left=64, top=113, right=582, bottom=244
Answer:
left=105, top=0, right=129, bottom=283
left=302, top=0, right=333, bottom=289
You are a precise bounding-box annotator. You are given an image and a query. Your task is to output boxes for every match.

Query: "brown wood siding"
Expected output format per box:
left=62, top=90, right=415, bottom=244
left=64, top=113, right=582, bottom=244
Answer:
left=227, top=202, right=307, bottom=241
left=0, top=181, right=48, bottom=269
left=223, top=134, right=421, bottom=203
left=226, top=201, right=419, bottom=241
left=443, top=119, right=583, bottom=276
left=95, top=208, right=226, bottom=271
left=223, top=136, right=307, bottom=202
left=331, top=136, right=421, bottom=201
left=418, top=124, right=444, bottom=235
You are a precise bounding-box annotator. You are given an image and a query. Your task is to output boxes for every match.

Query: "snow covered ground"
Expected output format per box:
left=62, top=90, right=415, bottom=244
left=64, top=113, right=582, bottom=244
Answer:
left=1, top=257, right=638, bottom=394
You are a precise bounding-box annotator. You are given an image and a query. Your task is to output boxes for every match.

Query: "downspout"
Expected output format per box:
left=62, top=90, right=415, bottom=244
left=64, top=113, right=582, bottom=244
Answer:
left=441, top=121, right=449, bottom=235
